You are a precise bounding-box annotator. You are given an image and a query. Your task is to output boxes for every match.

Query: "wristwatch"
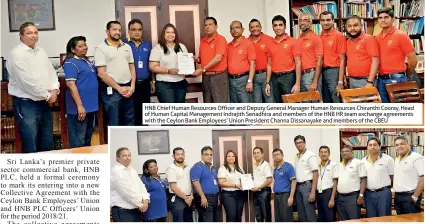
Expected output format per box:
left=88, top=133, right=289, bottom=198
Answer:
left=359, top=194, right=364, bottom=198
left=248, top=79, right=252, bottom=83
left=366, top=80, right=374, bottom=84
left=202, top=68, right=206, bottom=73
left=412, top=195, right=419, bottom=202
left=338, top=81, right=344, bottom=85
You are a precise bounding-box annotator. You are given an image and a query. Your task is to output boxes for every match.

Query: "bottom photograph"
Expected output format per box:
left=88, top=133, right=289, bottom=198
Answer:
left=108, top=127, right=424, bottom=223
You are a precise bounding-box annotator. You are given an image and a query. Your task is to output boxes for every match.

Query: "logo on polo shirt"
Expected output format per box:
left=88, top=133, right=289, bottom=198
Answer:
left=278, top=172, right=284, bottom=175
left=238, top=49, right=243, bottom=54
left=349, top=166, right=354, bottom=169
left=328, top=40, right=333, bottom=46
left=378, top=164, right=384, bottom=166
left=305, top=42, right=311, bottom=48
left=260, top=44, right=266, bottom=49
left=283, top=44, right=288, bottom=48
left=143, top=48, right=149, bottom=51
left=356, top=45, right=360, bottom=50
left=211, top=44, right=215, bottom=48
left=387, top=40, right=393, bottom=46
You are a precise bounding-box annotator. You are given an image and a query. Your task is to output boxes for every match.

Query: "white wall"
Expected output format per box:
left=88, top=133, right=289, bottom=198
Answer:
left=1, top=0, right=115, bottom=57
left=109, top=127, right=341, bottom=175
left=209, top=0, right=290, bottom=41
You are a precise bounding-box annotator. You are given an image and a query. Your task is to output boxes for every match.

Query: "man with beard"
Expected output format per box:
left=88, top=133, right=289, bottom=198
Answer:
left=375, top=8, right=418, bottom=102
left=227, top=21, right=256, bottom=103
left=319, top=11, right=346, bottom=103
left=95, top=21, right=136, bottom=126
left=268, top=15, right=301, bottom=103
left=248, top=19, right=274, bottom=103
left=193, top=17, right=229, bottom=103
left=296, top=13, right=323, bottom=95
left=126, top=19, right=153, bottom=125
left=166, top=147, right=193, bottom=222
left=346, top=16, right=380, bottom=89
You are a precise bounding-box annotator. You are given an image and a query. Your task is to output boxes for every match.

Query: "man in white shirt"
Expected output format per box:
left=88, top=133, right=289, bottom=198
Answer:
left=294, top=135, right=318, bottom=222
left=165, top=147, right=193, bottom=222
left=95, top=21, right=136, bottom=126
left=6, top=22, right=59, bottom=153
left=393, top=135, right=424, bottom=214
left=111, top=147, right=150, bottom=222
left=336, top=145, right=366, bottom=221
left=252, top=146, right=273, bottom=222
left=362, top=137, right=394, bottom=218
left=316, top=146, right=338, bottom=222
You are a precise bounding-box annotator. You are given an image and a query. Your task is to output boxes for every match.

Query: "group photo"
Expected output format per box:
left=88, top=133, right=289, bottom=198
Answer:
left=109, top=126, right=424, bottom=222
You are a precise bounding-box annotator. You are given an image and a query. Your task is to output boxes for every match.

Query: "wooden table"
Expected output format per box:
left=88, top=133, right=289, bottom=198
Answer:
left=360, top=212, right=424, bottom=222
left=393, top=212, right=424, bottom=222
left=37, top=144, right=107, bottom=154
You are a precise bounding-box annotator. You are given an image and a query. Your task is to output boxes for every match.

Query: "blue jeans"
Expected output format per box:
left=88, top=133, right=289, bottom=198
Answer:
left=295, top=181, right=317, bottom=222
left=100, top=85, right=135, bottom=126
left=229, top=75, right=253, bottom=103
left=67, top=112, right=97, bottom=148
left=13, top=97, right=54, bottom=153
left=156, top=80, right=188, bottom=103
left=322, top=68, right=341, bottom=103
left=253, top=72, right=274, bottom=103
left=365, top=188, right=392, bottom=217
left=377, top=72, right=408, bottom=103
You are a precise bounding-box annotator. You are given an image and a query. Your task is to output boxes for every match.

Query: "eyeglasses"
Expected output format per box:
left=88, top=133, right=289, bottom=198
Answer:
left=295, top=141, right=305, bottom=145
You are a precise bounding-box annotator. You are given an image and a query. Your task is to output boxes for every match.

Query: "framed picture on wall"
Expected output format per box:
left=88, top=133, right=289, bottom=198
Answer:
left=8, top=0, right=56, bottom=32
left=137, top=130, right=170, bottom=155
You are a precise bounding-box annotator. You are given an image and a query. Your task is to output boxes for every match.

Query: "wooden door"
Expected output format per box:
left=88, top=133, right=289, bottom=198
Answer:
left=115, top=0, right=207, bottom=103
left=212, top=129, right=280, bottom=222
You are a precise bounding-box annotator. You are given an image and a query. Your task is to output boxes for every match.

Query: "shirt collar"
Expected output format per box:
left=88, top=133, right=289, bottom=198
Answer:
left=275, top=160, right=285, bottom=169
left=174, top=160, right=188, bottom=169
left=367, top=152, right=383, bottom=163
left=396, top=149, right=412, bottom=161
left=19, top=42, right=39, bottom=51
left=300, top=30, right=313, bottom=39
left=128, top=39, right=143, bottom=47
left=249, top=32, right=264, bottom=42
left=116, top=162, right=129, bottom=170
left=319, top=159, right=331, bottom=167
left=203, top=32, right=218, bottom=43
left=379, top=26, right=396, bottom=38
left=297, top=148, right=307, bottom=158
left=104, top=38, right=125, bottom=47
left=255, top=160, right=264, bottom=166
left=201, top=160, right=213, bottom=170
left=274, top=34, right=289, bottom=43
left=321, top=28, right=336, bottom=36
left=342, top=158, right=352, bottom=167
left=230, top=36, right=246, bottom=47
left=349, top=32, right=366, bottom=43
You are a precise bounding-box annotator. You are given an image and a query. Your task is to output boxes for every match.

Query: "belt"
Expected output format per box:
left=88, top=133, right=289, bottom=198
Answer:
left=275, top=192, right=290, bottom=195
left=273, top=70, right=295, bottom=77
left=379, top=72, right=406, bottom=80
left=338, top=191, right=359, bottom=196
left=302, top=68, right=314, bottom=73
left=228, top=72, right=249, bottom=79
left=297, top=180, right=312, bottom=185
left=255, top=69, right=267, bottom=74
left=204, top=70, right=226, bottom=75
left=395, top=191, right=415, bottom=196
left=323, top=66, right=339, bottom=70
left=367, top=186, right=391, bottom=192
left=318, top=188, right=332, bottom=194
left=111, top=206, right=138, bottom=210
left=349, top=76, right=369, bottom=80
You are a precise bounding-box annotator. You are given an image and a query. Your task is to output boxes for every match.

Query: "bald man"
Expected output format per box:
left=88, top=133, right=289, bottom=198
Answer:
left=227, top=20, right=256, bottom=103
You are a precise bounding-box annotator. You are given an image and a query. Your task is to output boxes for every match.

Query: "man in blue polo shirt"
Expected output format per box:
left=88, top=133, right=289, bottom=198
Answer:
left=190, top=146, right=219, bottom=222
left=272, top=148, right=296, bottom=222
left=126, top=19, right=152, bottom=125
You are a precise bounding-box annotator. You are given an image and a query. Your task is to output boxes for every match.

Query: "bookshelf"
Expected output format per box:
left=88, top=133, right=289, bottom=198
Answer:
left=340, top=128, right=424, bottom=160
left=289, top=0, right=342, bottom=38
left=0, top=66, right=105, bottom=153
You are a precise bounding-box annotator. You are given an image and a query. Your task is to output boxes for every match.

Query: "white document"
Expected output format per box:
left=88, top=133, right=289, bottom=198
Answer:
left=177, top=52, right=195, bottom=75
left=240, top=174, right=254, bottom=190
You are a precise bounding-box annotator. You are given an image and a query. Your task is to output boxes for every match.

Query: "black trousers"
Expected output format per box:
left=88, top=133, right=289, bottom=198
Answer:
left=336, top=192, right=361, bottom=221
left=169, top=195, right=193, bottom=222
left=144, top=217, right=167, bottom=222
left=111, top=206, right=140, bottom=222
left=274, top=192, right=294, bottom=222
left=394, top=192, right=422, bottom=215
left=317, top=188, right=335, bottom=222
left=134, top=79, right=151, bottom=125
left=195, top=194, right=219, bottom=222
left=221, top=190, right=245, bottom=222
left=253, top=187, right=271, bottom=222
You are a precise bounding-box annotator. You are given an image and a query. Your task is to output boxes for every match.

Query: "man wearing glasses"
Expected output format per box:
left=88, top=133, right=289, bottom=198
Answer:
left=294, top=135, right=318, bottom=222
left=190, top=146, right=219, bottom=222
left=336, top=145, right=367, bottom=221
left=126, top=19, right=153, bottom=125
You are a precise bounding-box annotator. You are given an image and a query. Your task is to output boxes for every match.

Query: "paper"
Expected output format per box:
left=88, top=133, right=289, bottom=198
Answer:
left=177, top=52, right=195, bottom=75
left=240, top=174, right=254, bottom=190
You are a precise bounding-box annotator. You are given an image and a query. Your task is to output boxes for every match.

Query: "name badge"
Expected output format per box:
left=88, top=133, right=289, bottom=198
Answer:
left=107, top=87, right=113, bottom=95
left=138, top=61, right=143, bottom=69
left=213, top=179, right=217, bottom=185
left=171, top=195, right=176, bottom=202
left=318, top=182, right=322, bottom=193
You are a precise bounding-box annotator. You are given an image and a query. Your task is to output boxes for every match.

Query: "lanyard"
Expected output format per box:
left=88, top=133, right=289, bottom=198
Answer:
left=319, top=160, right=331, bottom=182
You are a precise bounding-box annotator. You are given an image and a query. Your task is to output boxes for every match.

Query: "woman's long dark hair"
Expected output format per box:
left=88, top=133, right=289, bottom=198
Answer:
left=159, top=23, right=182, bottom=54
left=62, top=36, right=86, bottom=66
left=224, top=150, right=244, bottom=174
left=142, top=159, right=157, bottom=179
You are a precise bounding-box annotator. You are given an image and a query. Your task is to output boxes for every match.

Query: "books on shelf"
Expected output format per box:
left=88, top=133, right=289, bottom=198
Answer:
left=1, top=116, right=15, bottom=140
left=390, top=0, right=424, bottom=17
left=294, top=24, right=338, bottom=38
left=342, top=0, right=384, bottom=18
left=341, top=133, right=376, bottom=146
left=353, top=149, right=367, bottom=160
left=292, top=1, right=338, bottom=19
left=398, top=17, right=424, bottom=35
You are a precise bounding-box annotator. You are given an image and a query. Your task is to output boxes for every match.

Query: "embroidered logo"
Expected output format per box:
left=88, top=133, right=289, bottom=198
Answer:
left=143, top=48, right=149, bottom=51
left=306, top=42, right=311, bottom=48
left=283, top=44, right=288, bottom=48
left=260, top=44, right=266, bottom=49
left=238, top=49, right=243, bottom=54
left=356, top=45, right=360, bottom=50
left=211, top=44, right=215, bottom=49
left=328, top=40, right=333, bottom=46
left=387, top=40, right=393, bottom=46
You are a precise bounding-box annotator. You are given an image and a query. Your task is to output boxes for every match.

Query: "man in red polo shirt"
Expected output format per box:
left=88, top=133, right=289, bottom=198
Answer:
left=297, top=13, right=323, bottom=95
left=227, top=20, right=256, bottom=103
left=268, top=15, right=302, bottom=103
left=376, top=8, right=418, bottom=103
left=319, top=11, right=346, bottom=103
left=193, top=17, right=229, bottom=103
left=346, top=15, right=380, bottom=89
left=248, top=19, right=274, bottom=103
